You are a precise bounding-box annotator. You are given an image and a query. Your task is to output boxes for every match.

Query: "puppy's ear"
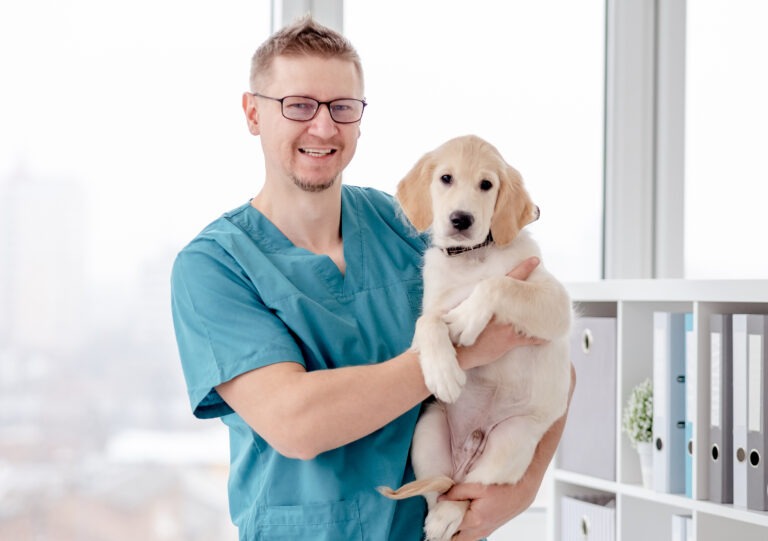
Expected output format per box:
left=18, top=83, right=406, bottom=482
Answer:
left=491, top=164, right=536, bottom=246
left=396, top=153, right=435, bottom=231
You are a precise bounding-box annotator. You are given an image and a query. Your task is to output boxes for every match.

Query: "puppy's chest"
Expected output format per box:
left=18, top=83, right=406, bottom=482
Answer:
left=422, top=251, right=514, bottom=312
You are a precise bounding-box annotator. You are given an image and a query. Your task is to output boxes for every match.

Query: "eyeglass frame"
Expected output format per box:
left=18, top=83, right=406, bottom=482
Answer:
left=250, top=92, right=367, bottom=124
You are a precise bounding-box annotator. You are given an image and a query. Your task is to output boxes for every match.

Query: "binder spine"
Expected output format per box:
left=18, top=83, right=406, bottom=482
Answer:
left=746, top=314, right=768, bottom=511
left=708, top=314, right=733, bottom=504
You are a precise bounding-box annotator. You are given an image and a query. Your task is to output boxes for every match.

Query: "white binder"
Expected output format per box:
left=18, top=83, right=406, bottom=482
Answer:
left=652, top=311, right=688, bottom=494
left=746, top=314, right=768, bottom=511
left=559, top=317, right=617, bottom=481
left=561, top=495, right=615, bottom=541
left=732, top=314, right=748, bottom=508
left=671, top=514, right=692, bottom=541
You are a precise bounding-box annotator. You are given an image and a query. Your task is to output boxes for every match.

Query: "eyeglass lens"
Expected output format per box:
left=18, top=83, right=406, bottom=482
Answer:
left=282, top=97, right=364, bottom=123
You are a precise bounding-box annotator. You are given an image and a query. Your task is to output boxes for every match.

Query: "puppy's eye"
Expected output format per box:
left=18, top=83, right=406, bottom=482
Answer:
left=440, top=174, right=453, bottom=185
left=479, top=179, right=493, bottom=191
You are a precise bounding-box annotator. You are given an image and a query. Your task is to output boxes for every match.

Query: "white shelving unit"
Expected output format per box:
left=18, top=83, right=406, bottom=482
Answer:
left=553, top=280, right=768, bottom=541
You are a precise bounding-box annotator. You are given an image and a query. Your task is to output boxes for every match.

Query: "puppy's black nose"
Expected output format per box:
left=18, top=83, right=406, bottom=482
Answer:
left=450, top=211, right=474, bottom=231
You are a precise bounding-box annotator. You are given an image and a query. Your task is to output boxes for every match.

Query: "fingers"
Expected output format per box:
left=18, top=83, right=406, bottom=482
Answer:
left=438, top=482, right=484, bottom=502
left=509, top=328, right=546, bottom=347
left=506, top=256, right=540, bottom=281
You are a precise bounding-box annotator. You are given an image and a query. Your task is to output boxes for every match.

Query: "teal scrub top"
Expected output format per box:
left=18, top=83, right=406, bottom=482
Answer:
left=171, top=185, right=429, bottom=541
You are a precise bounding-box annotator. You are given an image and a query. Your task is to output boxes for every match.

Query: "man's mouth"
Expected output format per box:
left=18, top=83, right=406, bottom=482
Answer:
left=299, top=148, right=336, bottom=157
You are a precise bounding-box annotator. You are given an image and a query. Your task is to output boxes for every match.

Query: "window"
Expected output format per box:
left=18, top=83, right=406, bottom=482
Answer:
left=344, top=0, right=606, bottom=282
left=0, top=2, right=269, bottom=539
left=685, top=0, right=768, bottom=278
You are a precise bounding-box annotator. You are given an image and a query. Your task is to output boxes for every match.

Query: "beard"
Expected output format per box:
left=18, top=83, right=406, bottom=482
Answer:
left=291, top=174, right=338, bottom=193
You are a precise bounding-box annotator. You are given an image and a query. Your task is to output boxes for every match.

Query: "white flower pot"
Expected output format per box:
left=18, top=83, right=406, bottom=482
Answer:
left=636, top=441, right=653, bottom=489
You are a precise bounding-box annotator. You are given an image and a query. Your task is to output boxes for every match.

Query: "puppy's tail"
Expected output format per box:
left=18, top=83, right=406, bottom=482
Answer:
left=377, top=475, right=455, bottom=500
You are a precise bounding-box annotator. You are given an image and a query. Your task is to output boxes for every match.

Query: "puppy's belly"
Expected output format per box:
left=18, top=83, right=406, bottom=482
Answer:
left=443, top=383, right=532, bottom=481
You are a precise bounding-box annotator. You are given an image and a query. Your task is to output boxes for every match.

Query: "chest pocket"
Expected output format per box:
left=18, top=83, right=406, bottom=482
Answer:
left=244, top=499, right=363, bottom=541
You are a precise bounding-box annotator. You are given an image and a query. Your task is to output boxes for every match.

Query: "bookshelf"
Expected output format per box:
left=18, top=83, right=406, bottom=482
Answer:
left=553, top=280, right=768, bottom=541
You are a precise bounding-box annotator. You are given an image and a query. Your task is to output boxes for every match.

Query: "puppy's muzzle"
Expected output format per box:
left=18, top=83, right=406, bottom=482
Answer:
left=450, top=211, right=474, bottom=232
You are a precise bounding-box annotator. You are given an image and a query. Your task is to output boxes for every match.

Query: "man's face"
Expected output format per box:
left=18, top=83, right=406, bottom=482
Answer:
left=244, top=55, right=363, bottom=193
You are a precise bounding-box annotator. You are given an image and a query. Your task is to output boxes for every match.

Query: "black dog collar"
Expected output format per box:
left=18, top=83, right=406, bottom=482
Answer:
left=441, top=232, right=494, bottom=257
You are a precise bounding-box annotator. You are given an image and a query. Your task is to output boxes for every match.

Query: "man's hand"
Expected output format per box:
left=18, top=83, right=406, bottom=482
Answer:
left=506, top=255, right=540, bottom=281
left=438, top=480, right=538, bottom=541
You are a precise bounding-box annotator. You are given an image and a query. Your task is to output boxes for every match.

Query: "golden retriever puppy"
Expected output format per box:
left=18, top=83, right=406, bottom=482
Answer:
left=380, top=135, right=572, bottom=541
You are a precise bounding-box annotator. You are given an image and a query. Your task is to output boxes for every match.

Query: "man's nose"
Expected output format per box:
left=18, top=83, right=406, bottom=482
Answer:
left=307, top=104, right=338, bottom=136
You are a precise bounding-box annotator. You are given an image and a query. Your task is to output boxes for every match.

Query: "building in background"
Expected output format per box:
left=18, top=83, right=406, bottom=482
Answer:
left=0, top=165, right=87, bottom=356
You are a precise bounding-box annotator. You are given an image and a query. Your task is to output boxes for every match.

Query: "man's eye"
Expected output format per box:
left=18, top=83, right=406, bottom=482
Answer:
left=287, top=102, right=313, bottom=110
left=331, top=104, right=352, bottom=112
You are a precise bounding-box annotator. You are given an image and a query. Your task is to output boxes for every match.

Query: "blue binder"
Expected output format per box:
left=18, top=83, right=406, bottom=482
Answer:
left=652, top=311, right=688, bottom=494
left=684, top=313, right=694, bottom=498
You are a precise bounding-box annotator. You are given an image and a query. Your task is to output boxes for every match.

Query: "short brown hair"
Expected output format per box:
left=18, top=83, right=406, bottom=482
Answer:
left=249, top=16, right=364, bottom=92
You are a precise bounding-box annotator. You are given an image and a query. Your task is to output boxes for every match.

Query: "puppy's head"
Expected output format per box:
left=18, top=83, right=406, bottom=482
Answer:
left=396, top=135, right=536, bottom=248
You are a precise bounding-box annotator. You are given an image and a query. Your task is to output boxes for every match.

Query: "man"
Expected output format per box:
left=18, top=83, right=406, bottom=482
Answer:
left=171, top=17, right=571, bottom=541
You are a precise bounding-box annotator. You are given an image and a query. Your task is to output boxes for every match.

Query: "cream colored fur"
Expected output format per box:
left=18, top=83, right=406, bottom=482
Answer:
left=380, top=135, right=572, bottom=541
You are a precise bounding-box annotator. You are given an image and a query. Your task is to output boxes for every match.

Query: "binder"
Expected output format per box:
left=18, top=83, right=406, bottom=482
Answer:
left=559, top=317, right=617, bottom=481
left=652, top=311, right=688, bottom=494
left=708, top=314, right=733, bottom=504
left=684, top=313, right=695, bottom=498
left=561, top=495, right=615, bottom=541
left=671, top=514, right=692, bottom=541
left=746, top=314, right=768, bottom=511
left=732, top=314, right=748, bottom=507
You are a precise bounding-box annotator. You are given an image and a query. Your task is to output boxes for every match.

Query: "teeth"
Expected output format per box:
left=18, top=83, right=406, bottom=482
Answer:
left=301, top=148, right=334, bottom=157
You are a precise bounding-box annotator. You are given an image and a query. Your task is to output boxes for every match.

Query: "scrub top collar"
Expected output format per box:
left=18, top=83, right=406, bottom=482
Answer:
left=242, top=187, right=365, bottom=297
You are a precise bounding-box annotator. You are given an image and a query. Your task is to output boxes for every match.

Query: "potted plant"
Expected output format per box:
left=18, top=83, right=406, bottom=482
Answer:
left=622, top=378, right=653, bottom=488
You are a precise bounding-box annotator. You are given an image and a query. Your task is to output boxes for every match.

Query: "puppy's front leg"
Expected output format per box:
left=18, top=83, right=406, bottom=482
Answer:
left=444, top=280, right=497, bottom=347
left=413, top=312, right=466, bottom=403
left=446, top=274, right=571, bottom=344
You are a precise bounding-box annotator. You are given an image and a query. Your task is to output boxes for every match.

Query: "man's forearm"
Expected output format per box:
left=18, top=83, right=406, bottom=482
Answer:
left=216, top=350, right=431, bottom=460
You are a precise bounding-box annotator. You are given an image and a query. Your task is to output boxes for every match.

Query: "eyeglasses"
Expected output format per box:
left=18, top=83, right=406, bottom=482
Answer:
left=251, top=92, right=367, bottom=124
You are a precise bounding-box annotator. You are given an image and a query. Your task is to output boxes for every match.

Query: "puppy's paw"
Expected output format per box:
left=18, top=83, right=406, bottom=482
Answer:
left=421, top=351, right=466, bottom=403
left=424, top=500, right=468, bottom=541
left=445, top=301, right=494, bottom=347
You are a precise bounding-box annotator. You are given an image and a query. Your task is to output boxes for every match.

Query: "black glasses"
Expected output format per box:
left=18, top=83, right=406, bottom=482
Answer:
left=251, top=92, right=367, bottom=124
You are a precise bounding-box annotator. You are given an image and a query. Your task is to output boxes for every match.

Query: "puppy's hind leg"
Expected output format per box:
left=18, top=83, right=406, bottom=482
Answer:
left=462, top=416, right=546, bottom=486
left=412, top=403, right=470, bottom=541
left=411, top=402, right=455, bottom=508
left=424, top=499, right=469, bottom=541
left=378, top=402, right=455, bottom=500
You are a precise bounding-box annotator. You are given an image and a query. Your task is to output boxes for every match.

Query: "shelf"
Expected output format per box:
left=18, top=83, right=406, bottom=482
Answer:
left=552, top=280, right=768, bottom=541
left=556, top=468, right=768, bottom=528
left=554, top=469, right=619, bottom=494
left=565, top=279, right=768, bottom=303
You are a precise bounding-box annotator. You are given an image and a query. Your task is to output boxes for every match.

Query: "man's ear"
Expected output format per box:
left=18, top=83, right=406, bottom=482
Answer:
left=242, top=93, right=260, bottom=136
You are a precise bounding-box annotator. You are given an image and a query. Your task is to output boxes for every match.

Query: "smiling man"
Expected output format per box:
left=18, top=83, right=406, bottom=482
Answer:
left=171, top=16, right=567, bottom=541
